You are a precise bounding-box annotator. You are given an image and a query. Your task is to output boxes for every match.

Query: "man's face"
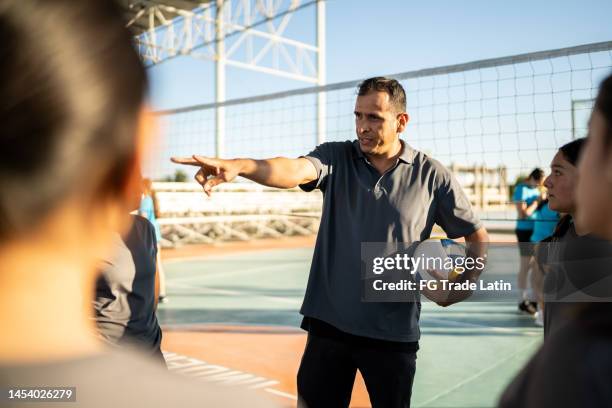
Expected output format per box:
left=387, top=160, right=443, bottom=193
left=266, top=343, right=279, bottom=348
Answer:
left=354, top=91, right=406, bottom=156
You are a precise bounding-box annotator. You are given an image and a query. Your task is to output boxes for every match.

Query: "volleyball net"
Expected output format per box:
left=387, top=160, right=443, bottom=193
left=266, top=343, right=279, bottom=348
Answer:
left=149, top=41, right=612, bottom=216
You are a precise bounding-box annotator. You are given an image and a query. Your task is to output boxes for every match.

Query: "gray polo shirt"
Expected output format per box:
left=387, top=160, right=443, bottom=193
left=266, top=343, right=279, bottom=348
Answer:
left=299, top=140, right=481, bottom=342
left=94, top=215, right=162, bottom=353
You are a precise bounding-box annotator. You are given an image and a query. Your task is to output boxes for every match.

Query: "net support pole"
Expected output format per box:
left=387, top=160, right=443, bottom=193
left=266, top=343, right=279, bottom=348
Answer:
left=215, top=0, right=226, bottom=158
left=316, top=0, right=326, bottom=145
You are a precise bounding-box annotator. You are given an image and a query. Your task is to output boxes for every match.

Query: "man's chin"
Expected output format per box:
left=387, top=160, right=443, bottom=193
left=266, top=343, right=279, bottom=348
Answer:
left=358, top=142, right=376, bottom=154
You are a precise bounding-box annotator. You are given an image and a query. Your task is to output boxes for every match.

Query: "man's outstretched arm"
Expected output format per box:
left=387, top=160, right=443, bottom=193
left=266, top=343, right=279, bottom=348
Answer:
left=171, top=156, right=318, bottom=195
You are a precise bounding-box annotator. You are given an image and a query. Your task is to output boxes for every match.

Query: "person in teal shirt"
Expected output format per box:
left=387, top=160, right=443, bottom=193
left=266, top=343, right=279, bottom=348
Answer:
left=513, top=168, right=544, bottom=314
left=531, top=198, right=559, bottom=243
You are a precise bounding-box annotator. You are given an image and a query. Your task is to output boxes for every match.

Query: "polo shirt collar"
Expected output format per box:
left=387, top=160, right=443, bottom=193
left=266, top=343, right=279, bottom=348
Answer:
left=352, top=139, right=414, bottom=164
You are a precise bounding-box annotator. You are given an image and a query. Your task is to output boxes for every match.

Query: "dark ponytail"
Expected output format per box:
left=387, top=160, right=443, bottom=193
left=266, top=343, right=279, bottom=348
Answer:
left=552, top=214, right=573, bottom=238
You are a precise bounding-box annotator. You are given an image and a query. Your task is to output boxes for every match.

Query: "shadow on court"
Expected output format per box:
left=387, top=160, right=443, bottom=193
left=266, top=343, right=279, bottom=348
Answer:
left=158, top=245, right=541, bottom=407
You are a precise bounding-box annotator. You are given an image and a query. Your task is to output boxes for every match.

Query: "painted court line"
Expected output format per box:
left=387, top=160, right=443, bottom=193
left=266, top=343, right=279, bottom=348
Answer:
left=265, top=388, right=298, bottom=401
left=162, top=322, right=304, bottom=333
left=166, top=281, right=303, bottom=305
left=161, top=251, right=285, bottom=265
left=424, top=317, right=541, bottom=336
left=162, top=351, right=296, bottom=400
left=163, top=248, right=311, bottom=265
left=165, top=282, right=243, bottom=296
left=169, top=261, right=301, bottom=282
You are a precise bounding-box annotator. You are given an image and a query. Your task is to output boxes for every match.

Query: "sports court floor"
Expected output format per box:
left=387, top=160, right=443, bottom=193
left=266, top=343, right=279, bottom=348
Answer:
left=157, top=238, right=542, bottom=408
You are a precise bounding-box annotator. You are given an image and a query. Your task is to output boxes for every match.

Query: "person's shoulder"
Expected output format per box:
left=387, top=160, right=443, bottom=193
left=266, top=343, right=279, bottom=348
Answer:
left=309, top=140, right=352, bottom=150
left=527, top=185, right=540, bottom=195
left=512, top=183, right=527, bottom=200
left=131, top=214, right=155, bottom=234
left=410, top=149, right=454, bottom=183
left=328, top=140, right=353, bottom=148
left=304, top=140, right=356, bottom=163
left=128, top=214, right=156, bottom=244
left=1, top=350, right=278, bottom=408
left=317, top=140, right=354, bottom=153
left=412, top=147, right=445, bottom=168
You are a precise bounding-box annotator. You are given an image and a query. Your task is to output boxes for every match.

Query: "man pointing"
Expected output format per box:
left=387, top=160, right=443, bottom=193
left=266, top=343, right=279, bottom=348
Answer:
left=173, top=77, right=489, bottom=407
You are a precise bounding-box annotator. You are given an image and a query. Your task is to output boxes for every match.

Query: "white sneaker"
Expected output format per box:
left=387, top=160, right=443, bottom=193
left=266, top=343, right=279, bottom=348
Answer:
left=534, top=311, right=544, bottom=327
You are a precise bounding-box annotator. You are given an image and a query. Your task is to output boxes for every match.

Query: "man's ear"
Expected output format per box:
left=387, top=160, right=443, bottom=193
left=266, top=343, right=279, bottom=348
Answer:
left=397, top=112, right=409, bottom=133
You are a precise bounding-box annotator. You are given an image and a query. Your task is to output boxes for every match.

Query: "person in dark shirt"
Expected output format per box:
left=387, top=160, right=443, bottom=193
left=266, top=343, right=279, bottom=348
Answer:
left=95, top=215, right=164, bottom=364
left=539, top=138, right=588, bottom=337
left=499, top=72, right=612, bottom=408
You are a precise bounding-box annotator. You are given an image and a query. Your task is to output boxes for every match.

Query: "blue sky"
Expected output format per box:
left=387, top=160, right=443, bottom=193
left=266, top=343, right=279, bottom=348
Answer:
left=149, top=0, right=612, bottom=110
left=144, top=0, right=612, bottom=182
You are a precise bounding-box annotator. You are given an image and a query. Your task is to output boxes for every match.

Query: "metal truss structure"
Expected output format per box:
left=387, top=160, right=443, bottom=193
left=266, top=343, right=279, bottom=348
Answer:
left=121, top=0, right=326, bottom=156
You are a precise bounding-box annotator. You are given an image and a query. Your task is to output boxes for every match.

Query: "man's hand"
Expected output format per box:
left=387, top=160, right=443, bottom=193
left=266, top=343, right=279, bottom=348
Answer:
left=420, top=269, right=473, bottom=307
left=422, top=227, right=489, bottom=307
left=171, top=156, right=241, bottom=196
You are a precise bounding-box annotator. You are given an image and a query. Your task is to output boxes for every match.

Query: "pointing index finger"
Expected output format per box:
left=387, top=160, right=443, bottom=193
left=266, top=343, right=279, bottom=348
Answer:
left=171, top=156, right=201, bottom=166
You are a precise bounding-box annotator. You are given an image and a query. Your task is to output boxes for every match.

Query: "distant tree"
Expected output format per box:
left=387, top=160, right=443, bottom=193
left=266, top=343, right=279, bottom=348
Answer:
left=173, top=169, right=188, bottom=182
left=159, top=169, right=189, bottom=182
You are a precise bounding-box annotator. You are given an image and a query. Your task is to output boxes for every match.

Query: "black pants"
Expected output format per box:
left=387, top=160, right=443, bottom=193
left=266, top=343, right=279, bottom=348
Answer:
left=515, top=228, right=535, bottom=256
left=297, top=333, right=417, bottom=408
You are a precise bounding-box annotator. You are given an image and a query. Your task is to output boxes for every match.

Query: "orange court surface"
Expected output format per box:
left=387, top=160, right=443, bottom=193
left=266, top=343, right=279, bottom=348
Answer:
left=159, top=233, right=541, bottom=408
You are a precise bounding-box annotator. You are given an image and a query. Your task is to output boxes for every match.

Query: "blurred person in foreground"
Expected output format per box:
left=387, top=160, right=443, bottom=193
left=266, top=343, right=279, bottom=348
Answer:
left=139, top=178, right=167, bottom=303
left=0, top=1, right=274, bottom=407
left=499, top=73, right=612, bottom=407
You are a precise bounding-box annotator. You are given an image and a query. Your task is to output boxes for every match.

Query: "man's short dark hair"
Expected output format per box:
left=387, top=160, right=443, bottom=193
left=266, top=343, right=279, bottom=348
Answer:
left=357, top=77, right=406, bottom=113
